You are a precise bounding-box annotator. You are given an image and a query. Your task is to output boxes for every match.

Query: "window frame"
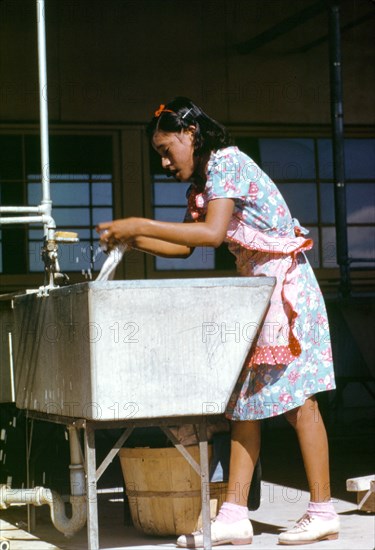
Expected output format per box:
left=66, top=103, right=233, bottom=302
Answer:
left=143, top=123, right=375, bottom=293
left=0, top=126, right=122, bottom=293
left=0, top=122, right=373, bottom=295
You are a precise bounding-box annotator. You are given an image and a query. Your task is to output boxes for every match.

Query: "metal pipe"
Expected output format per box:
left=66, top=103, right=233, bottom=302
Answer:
left=0, top=0, right=56, bottom=257
left=0, top=486, right=86, bottom=538
left=0, top=216, right=54, bottom=226
left=67, top=426, right=86, bottom=497
left=36, top=0, right=52, bottom=218
left=0, top=206, right=41, bottom=213
left=0, top=425, right=87, bottom=538
left=328, top=2, right=351, bottom=296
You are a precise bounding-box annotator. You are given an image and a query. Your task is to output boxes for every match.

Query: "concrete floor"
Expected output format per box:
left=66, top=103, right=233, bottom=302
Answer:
left=1, top=417, right=374, bottom=550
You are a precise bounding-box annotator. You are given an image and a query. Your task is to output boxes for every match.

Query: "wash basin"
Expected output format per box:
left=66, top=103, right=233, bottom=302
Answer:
left=12, top=278, right=275, bottom=421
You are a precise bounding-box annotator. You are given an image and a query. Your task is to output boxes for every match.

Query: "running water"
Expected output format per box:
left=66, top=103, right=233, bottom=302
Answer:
left=96, top=244, right=128, bottom=281
left=92, top=245, right=103, bottom=264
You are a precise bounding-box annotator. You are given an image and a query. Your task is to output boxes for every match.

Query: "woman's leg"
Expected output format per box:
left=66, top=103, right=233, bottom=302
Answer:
left=284, top=396, right=330, bottom=502
left=279, top=396, right=339, bottom=544
left=177, top=420, right=258, bottom=547
left=225, top=419, right=261, bottom=506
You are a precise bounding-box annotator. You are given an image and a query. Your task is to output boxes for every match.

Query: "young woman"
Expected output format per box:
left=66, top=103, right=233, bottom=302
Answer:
left=97, top=97, right=339, bottom=547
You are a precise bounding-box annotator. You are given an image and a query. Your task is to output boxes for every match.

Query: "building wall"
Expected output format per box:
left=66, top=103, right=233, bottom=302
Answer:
left=0, top=1, right=373, bottom=446
left=0, top=0, right=374, bottom=292
left=0, top=0, right=374, bottom=125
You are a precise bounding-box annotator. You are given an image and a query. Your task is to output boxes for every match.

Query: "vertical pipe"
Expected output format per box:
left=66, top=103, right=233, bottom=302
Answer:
left=67, top=426, right=86, bottom=497
left=328, top=2, right=351, bottom=296
left=36, top=0, right=52, bottom=229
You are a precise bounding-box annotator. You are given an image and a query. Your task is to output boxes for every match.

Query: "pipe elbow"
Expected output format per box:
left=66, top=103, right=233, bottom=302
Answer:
left=45, top=490, right=87, bottom=538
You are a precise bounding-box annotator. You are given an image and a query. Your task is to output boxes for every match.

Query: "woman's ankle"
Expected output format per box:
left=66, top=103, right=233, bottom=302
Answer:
left=307, top=499, right=338, bottom=521
left=216, top=501, right=249, bottom=523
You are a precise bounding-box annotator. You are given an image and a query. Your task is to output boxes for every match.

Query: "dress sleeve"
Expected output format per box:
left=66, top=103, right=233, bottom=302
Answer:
left=205, top=149, right=260, bottom=201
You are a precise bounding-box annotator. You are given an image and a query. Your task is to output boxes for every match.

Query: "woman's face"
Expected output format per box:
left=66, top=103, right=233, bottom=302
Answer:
left=152, top=129, right=196, bottom=182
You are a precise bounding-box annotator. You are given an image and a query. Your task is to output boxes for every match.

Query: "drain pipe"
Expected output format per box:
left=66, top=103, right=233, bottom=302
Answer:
left=328, top=2, right=351, bottom=297
left=0, top=426, right=87, bottom=538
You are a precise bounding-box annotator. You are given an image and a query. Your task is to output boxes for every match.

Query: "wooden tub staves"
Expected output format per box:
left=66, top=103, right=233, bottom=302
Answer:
left=119, top=445, right=227, bottom=536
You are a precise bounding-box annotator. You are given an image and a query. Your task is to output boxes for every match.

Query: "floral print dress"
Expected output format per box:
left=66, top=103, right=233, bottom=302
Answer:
left=186, top=146, right=335, bottom=420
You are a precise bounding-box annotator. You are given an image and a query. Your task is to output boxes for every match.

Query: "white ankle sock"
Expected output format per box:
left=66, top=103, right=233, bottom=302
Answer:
left=307, top=500, right=338, bottom=521
left=216, top=501, right=248, bottom=523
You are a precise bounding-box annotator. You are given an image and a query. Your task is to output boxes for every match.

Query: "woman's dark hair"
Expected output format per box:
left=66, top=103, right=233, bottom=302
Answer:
left=146, top=97, right=232, bottom=157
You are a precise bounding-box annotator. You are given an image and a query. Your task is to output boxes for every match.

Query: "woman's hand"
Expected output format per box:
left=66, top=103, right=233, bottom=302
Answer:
left=96, top=217, right=142, bottom=250
left=96, top=197, right=235, bottom=252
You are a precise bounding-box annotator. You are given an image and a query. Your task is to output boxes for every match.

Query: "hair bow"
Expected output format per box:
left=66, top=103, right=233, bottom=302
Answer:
left=154, top=104, right=174, bottom=117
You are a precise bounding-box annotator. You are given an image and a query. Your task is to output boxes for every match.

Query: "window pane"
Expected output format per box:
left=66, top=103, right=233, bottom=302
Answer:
left=27, top=182, right=42, bottom=204
left=277, top=183, right=317, bottom=223
left=317, top=139, right=333, bottom=180
left=322, top=226, right=375, bottom=267
left=259, top=138, right=315, bottom=180
left=154, top=207, right=187, bottom=222
left=345, top=139, right=375, bottom=179
left=347, top=183, right=375, bottom=223
left=154, top=182, right=189, bottom=206
left=156, top=247, right=215, bottom=270
left=321, top=183, right=375, bottom=224
left=320, top=183, right=335, bottom=223
left=348, top=227, right=375, bottom=266
left=92, top=208, right=113, bottom=226
left=322, top=227, right=338, bottom=268
left=28, top=229, right=44, bottom=240
left=53, top=208, right=91, bottom=227
left=28, top=182, right=90, bottom=206
left=0, top=134, right=113, bottom=274
left=92, top=183, right=112, bottom=205
left=319, top=138, right=375, bottom=180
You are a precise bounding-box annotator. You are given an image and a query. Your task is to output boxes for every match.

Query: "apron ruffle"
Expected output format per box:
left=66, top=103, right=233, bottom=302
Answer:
left=226, top=216, right=314, bottom=367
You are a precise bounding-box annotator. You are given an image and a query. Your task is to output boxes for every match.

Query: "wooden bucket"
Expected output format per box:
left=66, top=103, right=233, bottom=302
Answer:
left=118, top=445, right=227, bottom=536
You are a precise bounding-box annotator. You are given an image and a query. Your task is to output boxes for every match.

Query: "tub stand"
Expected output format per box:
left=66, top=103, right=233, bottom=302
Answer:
left=28, top=412, right=214, bottom=550
left=84, top=416, right=212, bottom=550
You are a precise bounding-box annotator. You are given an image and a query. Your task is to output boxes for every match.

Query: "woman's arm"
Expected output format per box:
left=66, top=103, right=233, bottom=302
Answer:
left=130, top=236, right=193, bottom=258
left=97, top=198, right=235, bottom=252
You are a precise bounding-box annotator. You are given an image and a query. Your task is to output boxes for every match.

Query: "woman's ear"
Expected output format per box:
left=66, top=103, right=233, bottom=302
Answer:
left=185, top=125, right=196, bottom=140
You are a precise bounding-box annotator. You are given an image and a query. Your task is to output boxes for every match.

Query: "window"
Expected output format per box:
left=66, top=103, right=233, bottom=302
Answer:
left=152, top=174, right=215, bottom=270
left=150, top=136, right=375, bottom=272
left=0, top=134, right=114, bottom=275
left=149, top=148, right=236, bottom=271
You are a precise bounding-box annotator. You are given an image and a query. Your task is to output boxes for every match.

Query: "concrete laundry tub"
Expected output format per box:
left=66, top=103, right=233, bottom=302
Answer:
left=12, top=277, right=275, bottom=421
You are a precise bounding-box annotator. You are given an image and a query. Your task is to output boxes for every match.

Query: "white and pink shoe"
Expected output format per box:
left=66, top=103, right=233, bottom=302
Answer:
left=177, top=517, right=253, bottom=548
left=278, top=513, right=340, bottom=545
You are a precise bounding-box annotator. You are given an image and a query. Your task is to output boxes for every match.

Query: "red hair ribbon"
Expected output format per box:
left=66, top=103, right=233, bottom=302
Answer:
left=154, top=104, right=174, bottom=117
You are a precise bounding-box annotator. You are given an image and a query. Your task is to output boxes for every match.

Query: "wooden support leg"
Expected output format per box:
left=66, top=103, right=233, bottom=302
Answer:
left=198, top=420, right=212, bottom=550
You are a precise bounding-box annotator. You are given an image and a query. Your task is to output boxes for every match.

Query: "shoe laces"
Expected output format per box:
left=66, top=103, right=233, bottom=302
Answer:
left=192, top=519, right=216, bottom=536
left=295, top=513, right=315, bottom=529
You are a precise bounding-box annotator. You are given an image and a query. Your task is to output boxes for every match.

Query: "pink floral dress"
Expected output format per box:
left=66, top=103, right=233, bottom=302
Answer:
left=186, top=146, right=336, bottom=420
